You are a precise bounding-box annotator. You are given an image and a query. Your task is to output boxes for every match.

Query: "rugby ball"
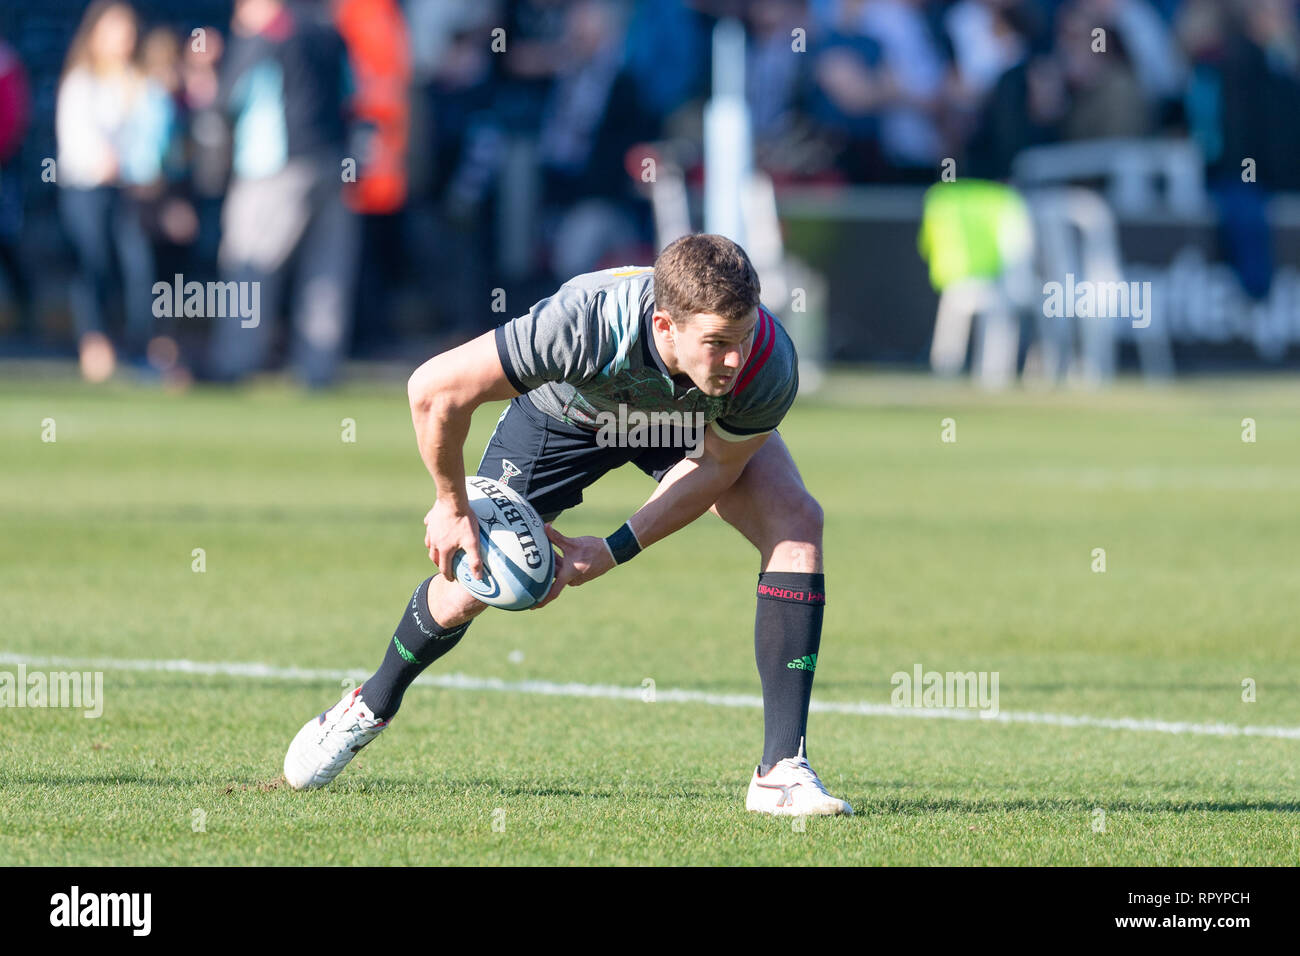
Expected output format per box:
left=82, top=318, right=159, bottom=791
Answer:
left=451, top=476, right=556, bottom=610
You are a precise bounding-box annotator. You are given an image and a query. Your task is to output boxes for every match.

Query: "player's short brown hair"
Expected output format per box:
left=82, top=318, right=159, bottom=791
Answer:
left=653, top=234, right=761, bottom=324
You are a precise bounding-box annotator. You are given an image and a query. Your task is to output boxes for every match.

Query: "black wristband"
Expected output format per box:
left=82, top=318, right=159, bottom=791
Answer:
left=605, top=522, right=643, bottom=564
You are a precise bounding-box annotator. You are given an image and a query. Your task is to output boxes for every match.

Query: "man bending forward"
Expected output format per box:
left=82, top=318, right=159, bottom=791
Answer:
left=283, top=234, right=851, bottom=816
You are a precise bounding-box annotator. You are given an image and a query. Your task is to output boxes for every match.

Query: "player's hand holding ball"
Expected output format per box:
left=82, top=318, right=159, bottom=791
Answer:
left=424, top=497, right=484, bottom=582
left=533, top=524, right=616, bottom=609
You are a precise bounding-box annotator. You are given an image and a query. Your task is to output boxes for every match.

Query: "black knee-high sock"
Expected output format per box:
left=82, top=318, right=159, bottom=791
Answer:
left=754, top=571, right=825, bottom=775
left=361, top=577, right=470, bottom=720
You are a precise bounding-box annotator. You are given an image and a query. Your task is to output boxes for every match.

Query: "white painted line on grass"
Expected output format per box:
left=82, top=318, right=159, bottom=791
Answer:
left=3, top=651, right=1298, bottom=740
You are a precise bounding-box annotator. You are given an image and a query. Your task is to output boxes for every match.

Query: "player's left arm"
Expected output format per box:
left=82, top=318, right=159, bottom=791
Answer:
left=535, top=425, right=769, bottom=608
left=624, top=424, right=768, bottom=549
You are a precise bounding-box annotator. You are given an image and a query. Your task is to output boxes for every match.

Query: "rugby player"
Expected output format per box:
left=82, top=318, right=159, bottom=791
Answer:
left=283, top=233, right=851, bottom=815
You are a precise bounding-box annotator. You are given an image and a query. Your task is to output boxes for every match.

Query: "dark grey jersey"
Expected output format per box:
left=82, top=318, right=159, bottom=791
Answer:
left=493, top=266, right=798, bottom=441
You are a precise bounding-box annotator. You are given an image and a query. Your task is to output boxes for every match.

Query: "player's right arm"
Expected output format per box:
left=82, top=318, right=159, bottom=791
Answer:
left=416, top=275, right=600, bottom=581
left=407, top=331, right=520, bottom=580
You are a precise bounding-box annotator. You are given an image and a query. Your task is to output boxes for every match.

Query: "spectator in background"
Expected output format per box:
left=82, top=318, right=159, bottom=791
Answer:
left=1221, top=0, right=1300, bottom=193
left=744, top=0, right=847, bottom=182
left=623, top=0, right=708, bottom=125
left=56, top=0, right=172, bottom=382
left=745, top=0, right=809, bottom=149
left=964, top=0, right=1153, bottom=176
left=499, top=0, right=572, bottom=133
left=333, top=0, right=411, bottom=358
left=181, top=26, right=230, bottom=203
left=962, top=3, right=1059, bottom=179
left=1090, top=0, right=1186, bottom=111
left=0, top=34, right=31, bottom=340
left=133, top=26, right=198, bottom=380
left=142, top=21, right=234, bottom=346
left=409, top=0, right=500, bottom=214
left=208, top=0, right=358, bottom=388
left=945, top=0, right=1034, bottom=104
left=1055, top=0, right=1150, bottom=141
left=406, top=0, right=500, bottom=347
left=335, top=0, right=409, bottom=216
left=858, top=0, right=949, bottom=181
left=1179, top=0, right=1300, bottom=300
left=137, top=32, right=194, bottom=278
left=1179, top=0, right=1233, bottom=175
left=536, top=0, right=654, bottom=279
left=805, top=0, right=888, bottom=182
left=938, top=0, right=1031, bottom=165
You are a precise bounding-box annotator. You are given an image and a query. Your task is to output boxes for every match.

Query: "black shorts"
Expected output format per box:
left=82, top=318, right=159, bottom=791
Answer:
left=474, top=395, right=698, bottom=522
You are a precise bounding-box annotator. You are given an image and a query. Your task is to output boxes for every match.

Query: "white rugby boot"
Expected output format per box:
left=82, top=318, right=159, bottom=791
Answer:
left=284, top=687, right=389, bottom=790
left=745, top=738, right=853, bottom=816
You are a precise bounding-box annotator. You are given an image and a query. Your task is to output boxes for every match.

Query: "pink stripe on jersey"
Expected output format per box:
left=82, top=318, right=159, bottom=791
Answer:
left=734, top=309, right=776, bottom=396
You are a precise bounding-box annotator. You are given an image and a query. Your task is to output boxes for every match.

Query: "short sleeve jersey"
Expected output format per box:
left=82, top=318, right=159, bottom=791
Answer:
left=494, top=266, right=798, bottom=441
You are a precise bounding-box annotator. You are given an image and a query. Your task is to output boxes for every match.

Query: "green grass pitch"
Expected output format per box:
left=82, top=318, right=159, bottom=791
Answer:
left=2, top=370, right=1298, bottom=865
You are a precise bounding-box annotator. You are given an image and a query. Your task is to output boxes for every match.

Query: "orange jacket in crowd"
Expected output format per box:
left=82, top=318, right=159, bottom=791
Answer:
left=335, top=0, right=410, bottom=214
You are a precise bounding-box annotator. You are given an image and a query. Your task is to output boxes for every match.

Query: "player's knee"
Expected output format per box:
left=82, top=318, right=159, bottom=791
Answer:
left=783, top=491, right=823, bottom=544
left=752, top=490, right=822, bottom=562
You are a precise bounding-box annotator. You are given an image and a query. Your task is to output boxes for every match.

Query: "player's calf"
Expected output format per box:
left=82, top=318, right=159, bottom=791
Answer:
left=425, top=572, right=491, bottom=629
left=360, top=575, right=484, bottom=721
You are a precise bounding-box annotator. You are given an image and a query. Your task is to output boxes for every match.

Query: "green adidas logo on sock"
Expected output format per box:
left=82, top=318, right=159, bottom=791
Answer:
left=787, top=654, right=817, bottom=672
left=393, top=635, right=421, bottom=664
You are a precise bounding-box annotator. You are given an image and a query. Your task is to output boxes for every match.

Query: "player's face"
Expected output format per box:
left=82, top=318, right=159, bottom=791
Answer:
left=672, top=309, right=759, bottom=397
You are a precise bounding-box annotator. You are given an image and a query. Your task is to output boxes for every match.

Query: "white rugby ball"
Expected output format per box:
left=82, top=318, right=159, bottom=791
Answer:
left=451, top=476, right=555, bottom=610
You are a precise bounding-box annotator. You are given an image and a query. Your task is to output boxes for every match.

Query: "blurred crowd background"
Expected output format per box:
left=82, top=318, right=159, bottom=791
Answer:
left=0, top=0, right=1296, bottom=386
